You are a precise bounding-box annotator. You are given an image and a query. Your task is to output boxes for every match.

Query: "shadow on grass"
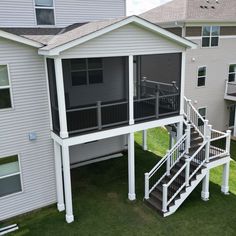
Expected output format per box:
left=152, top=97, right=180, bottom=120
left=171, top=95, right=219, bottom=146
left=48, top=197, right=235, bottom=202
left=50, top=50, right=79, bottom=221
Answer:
left=3, top=143, right=236, bottom=236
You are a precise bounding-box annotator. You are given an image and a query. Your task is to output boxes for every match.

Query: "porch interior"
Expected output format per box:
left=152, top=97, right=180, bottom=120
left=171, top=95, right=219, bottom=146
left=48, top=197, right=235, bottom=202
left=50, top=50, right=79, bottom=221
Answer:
left=47, top=53, right=181, bottom=136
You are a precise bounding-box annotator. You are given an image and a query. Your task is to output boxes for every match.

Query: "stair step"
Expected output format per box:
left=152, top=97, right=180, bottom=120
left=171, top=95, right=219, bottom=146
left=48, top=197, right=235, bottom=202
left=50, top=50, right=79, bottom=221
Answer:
left=145, top=197, right=163, bottom=215
left=191, top=136, right=203, bottom=145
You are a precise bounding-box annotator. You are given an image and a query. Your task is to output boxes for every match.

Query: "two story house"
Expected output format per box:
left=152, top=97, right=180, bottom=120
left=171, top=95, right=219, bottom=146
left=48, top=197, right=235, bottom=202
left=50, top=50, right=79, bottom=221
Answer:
left=141, top=0, right=236, bottom=137
left=0, top=0, right=231, bottom=223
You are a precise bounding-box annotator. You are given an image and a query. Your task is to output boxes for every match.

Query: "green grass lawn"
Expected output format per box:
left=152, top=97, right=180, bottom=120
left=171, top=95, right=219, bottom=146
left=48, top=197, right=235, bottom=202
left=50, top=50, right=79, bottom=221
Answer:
left=2, top=128, right=236, bottom=236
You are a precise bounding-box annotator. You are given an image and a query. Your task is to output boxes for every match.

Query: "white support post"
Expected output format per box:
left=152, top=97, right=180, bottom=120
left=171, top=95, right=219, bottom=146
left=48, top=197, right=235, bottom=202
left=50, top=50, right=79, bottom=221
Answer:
left=144, top=173, right=149, bottom=200
left=128, top=132, right=136, bottom=201
left=180, top=52, right=186, bottom=116
left=226, top=130, right=231, bottom=155
left=221, top=161, right=230, bottom=195
left=201, top=170, right=210, bottom=201
left=177, top=121, right=184, bottom=141
left=162, top=184, right=168, bottom=212
left=185, top=125, right=191, bottom=154
left=142, top=130, right=148, bottom=151
left=129, top=55, right=134, bottom=125
left=54, top=58, right=68, bottom=138
left=186, top=100, right=191, bottom=121
left=234, top=107, right=236, bottom=137
left=54, top=141, right=65, bottom=212
left=204, top=136, right=210, bottom=163
left=61, top=145, right=74, bottom=223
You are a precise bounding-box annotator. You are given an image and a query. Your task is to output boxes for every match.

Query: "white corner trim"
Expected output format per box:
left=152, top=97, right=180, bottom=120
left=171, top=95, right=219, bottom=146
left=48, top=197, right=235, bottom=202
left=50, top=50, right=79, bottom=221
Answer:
left=0, top=30, right=43, bottom=48
left=38, top=16, right=196, bottom=56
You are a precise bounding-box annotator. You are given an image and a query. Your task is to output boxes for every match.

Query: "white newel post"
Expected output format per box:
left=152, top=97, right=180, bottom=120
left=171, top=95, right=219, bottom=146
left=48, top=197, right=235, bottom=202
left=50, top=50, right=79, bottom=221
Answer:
left=142, top=130, right=148, bottom=151
left=54, top=141, right=65, bottom=212
left=129, top=55, right=134, bottom=125
left=54, top=57, right=68, bottom=138
left=144, top=173, right=149, bottom=200
left=128, top=132, right=136, bottom=201
left=201, top=170, right=210, bottom=201
left=62, top=145, right=74, bottom=223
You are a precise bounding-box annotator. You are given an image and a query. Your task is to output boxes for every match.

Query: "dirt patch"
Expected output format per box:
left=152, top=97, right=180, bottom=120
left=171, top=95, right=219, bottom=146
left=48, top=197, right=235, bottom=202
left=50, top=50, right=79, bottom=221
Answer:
left=107, top=192, right=119, bottom=200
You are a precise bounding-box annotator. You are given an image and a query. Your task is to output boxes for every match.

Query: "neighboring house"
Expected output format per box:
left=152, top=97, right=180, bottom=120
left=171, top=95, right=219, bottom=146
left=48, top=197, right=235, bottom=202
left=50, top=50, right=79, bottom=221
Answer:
left=0, top=0, right=231, bottom=224
left=141, top=0, right=236, bottom=137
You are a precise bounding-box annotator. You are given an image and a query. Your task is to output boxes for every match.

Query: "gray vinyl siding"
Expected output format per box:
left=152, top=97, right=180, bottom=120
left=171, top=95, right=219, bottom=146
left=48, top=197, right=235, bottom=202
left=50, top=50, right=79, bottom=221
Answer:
left=184, top=37, right=236, bottom=131
left=61, top=23, right=184, bottom=58
left=70, top=136, right=126, bottom=164
left=0, top=0, right=126, bottom=27
left=0, top=38, right=56, bottom=220
left=62, top=57, right=127, bottom=107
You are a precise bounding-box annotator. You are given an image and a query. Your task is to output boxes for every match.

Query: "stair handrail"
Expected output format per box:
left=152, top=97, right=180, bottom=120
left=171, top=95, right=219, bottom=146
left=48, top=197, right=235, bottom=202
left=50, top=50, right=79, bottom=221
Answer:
left=144, top=133, right=188, bottom=199
left=184, top=97, right=210, bottom=139
left=162, top=141, right=208, bottom=211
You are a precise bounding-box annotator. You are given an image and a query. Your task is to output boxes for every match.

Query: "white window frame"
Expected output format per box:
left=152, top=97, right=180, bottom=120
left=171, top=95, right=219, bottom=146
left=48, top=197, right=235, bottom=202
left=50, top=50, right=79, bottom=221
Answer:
left=201, top=26, right=220, bottom=48
left=228, top=63, right=236, bottom=82
left=34, top=0, right=56, bottom=26
left=70, top=58, right=104, bottom=87
left=197, top=65, right=207, bottom=88
left=0, top=154, right=23, bottom=199
left=0, top=64, right=14, bottom=111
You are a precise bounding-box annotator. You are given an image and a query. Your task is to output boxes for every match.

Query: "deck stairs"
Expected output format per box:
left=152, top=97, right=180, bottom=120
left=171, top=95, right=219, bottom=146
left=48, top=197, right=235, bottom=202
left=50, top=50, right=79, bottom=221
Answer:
left=144, top=97, right=231, bottom=216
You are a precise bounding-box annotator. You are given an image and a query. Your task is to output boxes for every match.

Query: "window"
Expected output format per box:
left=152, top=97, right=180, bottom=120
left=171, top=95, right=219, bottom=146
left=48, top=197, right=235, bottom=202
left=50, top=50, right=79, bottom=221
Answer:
left=0, top=155, right=22, bottom=198
left=71, top=58, right=103, bottom=86
left=0, top=65, right=12, bottom=109
left=198, top=107, right=207, bottom=126
left=35, top=0, right=55, bottom=25
left=202, top=26, right=220, bottom=47
left=228, top=64, right=236, bottom=82
left=197, top=66, right=206, bottom=87
left=229, top=105, right=235, bottom=128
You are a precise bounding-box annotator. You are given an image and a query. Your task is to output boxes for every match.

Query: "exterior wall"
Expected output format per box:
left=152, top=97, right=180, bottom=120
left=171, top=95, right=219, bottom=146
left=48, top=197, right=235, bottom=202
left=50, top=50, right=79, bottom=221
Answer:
left=70, top=136, right=126, bottom=164
left=61, top=23, right=185, bottom=58
left=62, top=57, right=127, bottom=107
left=184, top=36, right=236, bottom=131
left=0, top=38, right=56, bottom=220
left=0, top=0, right=126, bottom=28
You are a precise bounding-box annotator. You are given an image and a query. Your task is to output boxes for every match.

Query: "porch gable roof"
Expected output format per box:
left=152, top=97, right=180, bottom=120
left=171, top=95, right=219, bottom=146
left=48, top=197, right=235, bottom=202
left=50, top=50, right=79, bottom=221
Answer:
left=38, top=16, right=196, bottom=56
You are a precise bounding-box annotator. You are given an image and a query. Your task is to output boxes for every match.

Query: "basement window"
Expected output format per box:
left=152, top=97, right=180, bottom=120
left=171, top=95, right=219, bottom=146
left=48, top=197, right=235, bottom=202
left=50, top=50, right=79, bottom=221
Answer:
left=228, top=64, right=236, bottom=82
left=71, top=58, right=103, bottom=86
left=197, top=66, right=206, bottom=87
left=0, top=155, right=22, bottom=198
left=0, top=65, right=12, bottom=109
left=35, top=0, right=55, bottom=25
left=202, top=26, right=220, bottom=47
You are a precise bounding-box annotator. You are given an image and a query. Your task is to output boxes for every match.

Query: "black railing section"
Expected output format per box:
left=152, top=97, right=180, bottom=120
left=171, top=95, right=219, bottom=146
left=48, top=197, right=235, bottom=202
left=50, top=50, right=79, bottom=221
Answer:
left=66, top=100, right=129, bottom=135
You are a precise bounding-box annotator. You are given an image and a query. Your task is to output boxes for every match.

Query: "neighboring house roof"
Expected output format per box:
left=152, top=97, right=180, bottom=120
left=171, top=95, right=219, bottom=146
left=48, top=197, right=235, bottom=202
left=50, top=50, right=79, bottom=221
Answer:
left=141, top=0, right=236, bottom=24
left=0, top=16, right=196, bottom=54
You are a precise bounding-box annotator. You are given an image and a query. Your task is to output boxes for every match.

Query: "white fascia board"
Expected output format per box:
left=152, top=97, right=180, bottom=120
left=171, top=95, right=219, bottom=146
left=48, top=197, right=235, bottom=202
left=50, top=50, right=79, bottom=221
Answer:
left=185, top=21, right=236, bottom=27
left=39, top=16, right=196, bottom=56
left=51, top=115, right=183, bottom=147
left=0, top=30, right=43, bottom=48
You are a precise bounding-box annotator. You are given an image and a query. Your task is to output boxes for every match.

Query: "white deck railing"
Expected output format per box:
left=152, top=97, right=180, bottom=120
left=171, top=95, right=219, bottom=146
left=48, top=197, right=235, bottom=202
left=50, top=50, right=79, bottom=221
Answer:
left=225, top=80, right=236, bottom=98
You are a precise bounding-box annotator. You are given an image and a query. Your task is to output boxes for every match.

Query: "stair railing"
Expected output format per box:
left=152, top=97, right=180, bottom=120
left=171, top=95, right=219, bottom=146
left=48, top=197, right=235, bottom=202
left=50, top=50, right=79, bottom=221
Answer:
left=162, top=140, right=208, bottom=212
left=183, top=97, right=210, bottom=139
left=144, top=130, right=190, bottom=200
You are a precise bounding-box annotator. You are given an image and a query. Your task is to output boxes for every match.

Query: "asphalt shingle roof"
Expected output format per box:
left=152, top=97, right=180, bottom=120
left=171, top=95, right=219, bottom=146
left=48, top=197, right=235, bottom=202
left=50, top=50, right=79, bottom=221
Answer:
left=141, top=0, right=236, bottom=23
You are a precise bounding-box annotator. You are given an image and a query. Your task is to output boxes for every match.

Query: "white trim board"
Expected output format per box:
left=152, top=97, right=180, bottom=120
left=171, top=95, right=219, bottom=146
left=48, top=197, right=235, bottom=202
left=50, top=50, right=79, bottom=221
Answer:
left=51, top=115, right=183, bottom=147
left=0, top=30, right=43, bottom=48
left=38, top=16, right=196, bottom=56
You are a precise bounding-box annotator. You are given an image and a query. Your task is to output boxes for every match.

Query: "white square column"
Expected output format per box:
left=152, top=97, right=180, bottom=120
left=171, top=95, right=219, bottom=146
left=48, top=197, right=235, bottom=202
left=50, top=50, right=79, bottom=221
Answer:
left=62, top=145, right=74, bottom=223
left=221, top=161, right=230, bottom=195
left=128, top=132, right=136, bottom=201
left=54, top=141, right=65, bottom=212
left=129, top=55, right=134, bottom=125
left=142, top=130, right=148, bottom=151
left=201, top=170, right=210, bottom=201
left=54, top=57, right=69, bottom=138
left=177, top=121, right=184, bottom=141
